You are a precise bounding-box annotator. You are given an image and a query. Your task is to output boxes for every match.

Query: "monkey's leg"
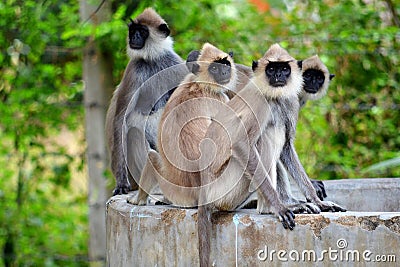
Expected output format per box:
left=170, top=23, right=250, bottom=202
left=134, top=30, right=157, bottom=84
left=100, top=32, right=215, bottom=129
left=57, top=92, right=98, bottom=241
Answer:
left=281, top=143, right=346, bottom=212
left=125, top=127, right=148, bottom=187
left=111, top=154, right=132, bottom=195
left=277, top=161, right=320, bottom=214
left=311, top=179, right=327, bottom=200
left=127, top=150, right=161, bottom=205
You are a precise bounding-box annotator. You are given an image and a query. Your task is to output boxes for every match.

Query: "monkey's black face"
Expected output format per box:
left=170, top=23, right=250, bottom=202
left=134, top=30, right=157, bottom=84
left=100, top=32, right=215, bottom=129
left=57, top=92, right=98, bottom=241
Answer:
left=303, top=69, right=325, bottom=94
left=265, top=62, right=291, bottom=87
left=208, top=58, right=231, bottom=85
left=128, top=23, right=149, bottom=49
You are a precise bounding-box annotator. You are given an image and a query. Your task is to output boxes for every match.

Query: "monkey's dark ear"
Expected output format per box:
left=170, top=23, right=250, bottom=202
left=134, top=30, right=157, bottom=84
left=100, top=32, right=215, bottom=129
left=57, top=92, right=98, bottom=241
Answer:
left=127, top=18, right=134, bottom=27
left=252, top=60, right=258, bottom=71
left=228, top=51, right=234, bottom=58
left=297, top=60, right=303, bottom=70
left=186, top=50, right=201, bottom=74
left=158, top=23, right=170, bottom=36
left=186, top=50, right=200, bottom=63
left=329, top=74, right=335, bottom=80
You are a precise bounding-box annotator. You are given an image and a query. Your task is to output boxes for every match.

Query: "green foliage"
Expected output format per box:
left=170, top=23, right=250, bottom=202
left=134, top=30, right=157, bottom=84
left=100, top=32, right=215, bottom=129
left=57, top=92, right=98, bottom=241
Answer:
left=1, top=0, right=87, bottom=265
left=0, top=0, right=399, bottom=265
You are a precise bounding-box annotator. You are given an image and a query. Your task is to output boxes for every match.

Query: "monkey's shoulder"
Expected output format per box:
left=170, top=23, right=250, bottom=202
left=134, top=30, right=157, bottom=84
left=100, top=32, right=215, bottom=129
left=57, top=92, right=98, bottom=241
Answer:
left=170, top=81, right=223, bottom=104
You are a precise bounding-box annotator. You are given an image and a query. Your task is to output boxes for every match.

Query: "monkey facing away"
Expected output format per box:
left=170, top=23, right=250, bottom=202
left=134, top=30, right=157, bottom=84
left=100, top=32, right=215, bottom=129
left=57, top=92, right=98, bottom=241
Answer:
left=197, top=44, right=345, bottom=266
left=105, top=8, right=186, bottom=195
left=127, top=43, right=238, bottom=206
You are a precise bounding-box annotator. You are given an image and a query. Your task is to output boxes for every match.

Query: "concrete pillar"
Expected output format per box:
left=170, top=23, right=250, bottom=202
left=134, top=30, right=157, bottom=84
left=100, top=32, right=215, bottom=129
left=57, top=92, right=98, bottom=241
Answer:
left=106, top=178, right=400, bottom=266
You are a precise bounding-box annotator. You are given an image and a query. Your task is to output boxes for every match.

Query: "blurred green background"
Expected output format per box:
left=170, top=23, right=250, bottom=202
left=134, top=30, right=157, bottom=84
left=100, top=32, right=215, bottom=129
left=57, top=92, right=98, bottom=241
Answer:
left=0, top=0, right=399, bottom=265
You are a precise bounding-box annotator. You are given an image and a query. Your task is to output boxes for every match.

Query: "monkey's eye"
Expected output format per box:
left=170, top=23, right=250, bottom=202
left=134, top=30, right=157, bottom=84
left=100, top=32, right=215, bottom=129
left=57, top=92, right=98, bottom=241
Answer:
left=266, top=66, right=275, bottom=75
left=282, top=66, right=291, bottom=75
left=317, top=75, right=325, bottom=83
left=210, top=65, right=218, bottom=73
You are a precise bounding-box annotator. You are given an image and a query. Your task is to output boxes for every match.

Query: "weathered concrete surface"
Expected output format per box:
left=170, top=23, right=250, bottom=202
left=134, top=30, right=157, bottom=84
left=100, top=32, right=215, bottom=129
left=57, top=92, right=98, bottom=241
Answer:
left=106, top=179, right=400, bottom=266
left=293, top=178, right=400, bottom=212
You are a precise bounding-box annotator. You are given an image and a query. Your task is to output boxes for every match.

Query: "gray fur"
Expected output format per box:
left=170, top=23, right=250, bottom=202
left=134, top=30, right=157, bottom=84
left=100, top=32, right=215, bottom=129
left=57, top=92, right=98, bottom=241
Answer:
left=105, top=9, right=185, bottom=195
left=123, top=62, right=189, bottom=184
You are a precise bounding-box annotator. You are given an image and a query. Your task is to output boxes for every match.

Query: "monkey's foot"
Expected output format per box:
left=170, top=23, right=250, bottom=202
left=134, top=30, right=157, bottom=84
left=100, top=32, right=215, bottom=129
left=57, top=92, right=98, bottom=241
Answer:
left=127, top=194, right=147, bottom=206
left=288, top=202, right=320, bottom=214
left=112, top=184, right=131, bottom=195
left=318, top=201, right=346, bottom=212
left=256, top=200, right=273, bottom=214
left=311, top=180, right=327, bottom=200
left=276, top=207, right=296, bottom=230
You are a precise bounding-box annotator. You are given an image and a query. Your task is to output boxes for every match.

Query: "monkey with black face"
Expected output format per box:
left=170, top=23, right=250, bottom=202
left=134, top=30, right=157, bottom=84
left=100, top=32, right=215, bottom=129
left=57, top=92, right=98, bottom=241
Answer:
left=248, top=44, right=344, bottom=215
left=197, top=45, right=345, bottom=265
left=235, top=55, right=335, bottom=211
left=229, top=58, right=332, bottom=204
left=299, top=55, right=335, bottom=107
left=127, top=43, right=237, bottom=206
left=105, top=8, right=187, bottom=195
left=276, top=55, right=336, bottom=210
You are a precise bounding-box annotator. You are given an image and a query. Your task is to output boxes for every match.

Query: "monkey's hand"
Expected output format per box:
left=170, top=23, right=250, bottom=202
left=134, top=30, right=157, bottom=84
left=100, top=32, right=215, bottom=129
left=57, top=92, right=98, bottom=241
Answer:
left=257, top=199, right=296, bottom=230
left=112, top=184, right=131, bottom=196
left=276, top=206, right=296, bottom=230
left=311, top=180, right=327, bottom=200
left=288, top=202, right=320, bottom=214
left=317, top=201, right=346, bottom=212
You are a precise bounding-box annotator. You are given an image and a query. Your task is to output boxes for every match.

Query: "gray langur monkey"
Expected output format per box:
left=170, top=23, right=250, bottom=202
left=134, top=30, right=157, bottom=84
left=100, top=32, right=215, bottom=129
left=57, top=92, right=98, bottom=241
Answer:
left=197, top=44, right=345, bottom=266
left=249, top=44, right=344, bottom=214
left=127, top=43, right=238, bottom=206
left=126, top=48, right=253, bottom=205
left=105, top=8, right=187, bottom=195
left=236, top=56, right=334, bottom=210
left=299, top=55, right=335, bottom=107
left=276, top=54, right=336, bottom=211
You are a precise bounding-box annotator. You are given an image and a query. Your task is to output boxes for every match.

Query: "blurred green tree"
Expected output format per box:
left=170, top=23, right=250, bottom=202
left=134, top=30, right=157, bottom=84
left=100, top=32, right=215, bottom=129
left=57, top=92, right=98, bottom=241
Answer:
left=0, top=0, right=87, bottom=265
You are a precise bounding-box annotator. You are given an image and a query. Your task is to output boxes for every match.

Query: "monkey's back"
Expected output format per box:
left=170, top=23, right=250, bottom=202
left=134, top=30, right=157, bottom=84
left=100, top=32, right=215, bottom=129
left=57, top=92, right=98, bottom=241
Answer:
left=157, top=79, right=228, bottom=206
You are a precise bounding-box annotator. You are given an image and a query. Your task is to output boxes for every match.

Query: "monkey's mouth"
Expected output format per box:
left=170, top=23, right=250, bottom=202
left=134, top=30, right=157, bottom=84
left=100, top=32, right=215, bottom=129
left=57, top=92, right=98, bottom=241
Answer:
left=304, top=87, right=318, bottom=94
left=129, top=43, right=145, bottom=49
left=271, top=82, right=286, bottom=87
left=218, top=78, right=231, bottom=85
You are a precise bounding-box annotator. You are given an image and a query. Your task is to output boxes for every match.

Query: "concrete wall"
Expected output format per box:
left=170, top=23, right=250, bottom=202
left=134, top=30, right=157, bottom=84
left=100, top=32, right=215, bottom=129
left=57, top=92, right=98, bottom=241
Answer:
left=106, top=178, right=400, bottom=266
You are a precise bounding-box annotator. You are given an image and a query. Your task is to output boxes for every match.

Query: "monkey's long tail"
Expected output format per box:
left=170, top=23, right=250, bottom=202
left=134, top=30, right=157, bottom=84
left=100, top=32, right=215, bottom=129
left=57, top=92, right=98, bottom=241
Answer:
left=198, top=203, right=212, bottom=267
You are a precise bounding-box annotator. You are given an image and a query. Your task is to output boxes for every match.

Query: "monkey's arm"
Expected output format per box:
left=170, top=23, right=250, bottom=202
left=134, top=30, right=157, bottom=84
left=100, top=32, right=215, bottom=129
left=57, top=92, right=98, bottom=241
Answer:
left=248, top=146, right=296, bottom=230
left=280, top=142, right=346, bottom=212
